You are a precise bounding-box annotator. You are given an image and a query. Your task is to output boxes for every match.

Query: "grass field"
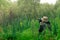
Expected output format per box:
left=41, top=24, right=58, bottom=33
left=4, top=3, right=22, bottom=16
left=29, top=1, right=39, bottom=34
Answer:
left=0, top=17, right=60, bottom=40
left=0, top=0, right=60, bottom=40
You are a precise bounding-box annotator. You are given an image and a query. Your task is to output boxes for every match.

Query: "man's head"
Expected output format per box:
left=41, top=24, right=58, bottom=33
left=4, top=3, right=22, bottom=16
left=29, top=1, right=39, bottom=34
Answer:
left=41, top=16, right=48, bottom=22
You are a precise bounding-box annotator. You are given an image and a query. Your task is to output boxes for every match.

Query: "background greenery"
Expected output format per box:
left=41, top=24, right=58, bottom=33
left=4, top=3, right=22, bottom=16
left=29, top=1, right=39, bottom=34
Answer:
left=0, top=0, right=60, bottom=40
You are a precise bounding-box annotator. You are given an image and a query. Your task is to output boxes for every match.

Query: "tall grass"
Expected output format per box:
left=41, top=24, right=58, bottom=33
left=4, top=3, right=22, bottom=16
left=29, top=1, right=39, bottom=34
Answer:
left=0, top=17, right=60, bottom=40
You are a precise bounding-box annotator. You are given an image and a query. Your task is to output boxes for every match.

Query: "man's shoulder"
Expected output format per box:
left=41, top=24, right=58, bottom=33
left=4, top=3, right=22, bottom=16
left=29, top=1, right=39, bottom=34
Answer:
left=39, top=18, right=42, bottom=22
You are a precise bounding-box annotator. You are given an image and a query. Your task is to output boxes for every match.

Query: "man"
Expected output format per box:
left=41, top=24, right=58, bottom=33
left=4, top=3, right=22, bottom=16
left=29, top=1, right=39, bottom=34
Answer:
left=39, top=16, right=51, bottom=32
left=38, top=16, right=52, bottom=40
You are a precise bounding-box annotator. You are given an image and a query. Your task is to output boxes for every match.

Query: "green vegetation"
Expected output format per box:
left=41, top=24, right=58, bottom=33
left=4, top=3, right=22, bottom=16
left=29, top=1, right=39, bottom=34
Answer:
left=0, top=0, right=60, bottom=40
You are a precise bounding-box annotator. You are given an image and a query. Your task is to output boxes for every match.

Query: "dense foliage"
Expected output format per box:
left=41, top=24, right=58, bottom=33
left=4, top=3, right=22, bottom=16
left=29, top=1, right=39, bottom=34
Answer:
left=0, top=0, right=60, bottom=40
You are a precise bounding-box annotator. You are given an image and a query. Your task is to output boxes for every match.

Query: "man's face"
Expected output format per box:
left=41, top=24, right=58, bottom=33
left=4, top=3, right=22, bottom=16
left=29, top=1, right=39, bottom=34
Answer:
left=42, top=16, right=48, bottom=22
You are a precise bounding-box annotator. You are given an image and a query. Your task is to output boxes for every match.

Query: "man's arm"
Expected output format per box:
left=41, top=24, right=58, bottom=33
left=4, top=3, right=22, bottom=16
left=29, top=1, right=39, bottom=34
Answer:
left=37, top=18, right=42, bottom=23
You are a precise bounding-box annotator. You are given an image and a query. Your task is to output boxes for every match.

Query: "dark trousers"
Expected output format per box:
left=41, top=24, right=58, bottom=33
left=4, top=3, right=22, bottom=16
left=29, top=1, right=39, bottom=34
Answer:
left=38, top=24, right=52, bottom=40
